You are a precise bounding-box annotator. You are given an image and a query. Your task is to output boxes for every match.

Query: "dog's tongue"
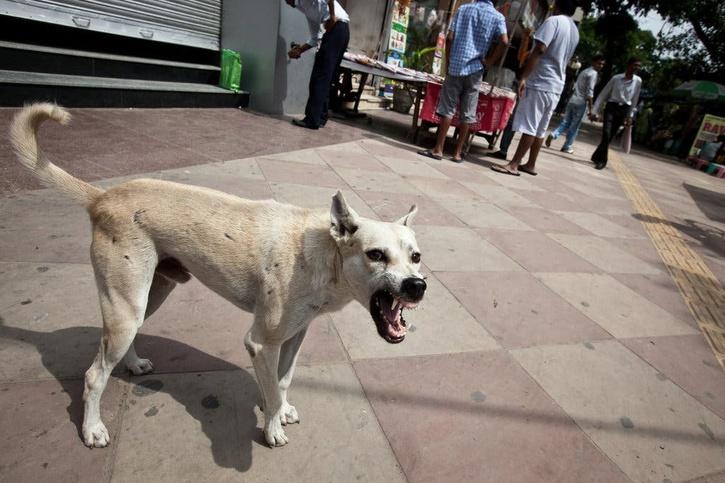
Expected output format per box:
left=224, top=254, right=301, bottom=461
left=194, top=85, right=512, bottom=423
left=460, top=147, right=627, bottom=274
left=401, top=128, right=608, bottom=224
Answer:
left=385, top=300, right=407, bottom=338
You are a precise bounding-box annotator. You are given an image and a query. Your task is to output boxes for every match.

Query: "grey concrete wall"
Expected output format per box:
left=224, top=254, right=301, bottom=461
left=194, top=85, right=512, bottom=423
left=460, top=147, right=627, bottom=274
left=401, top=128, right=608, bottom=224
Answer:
left=221, top=0, right=313, bottom=115
left=345, top=0, right=388, bottom=55
left=278, top=4, right=316, bottom=115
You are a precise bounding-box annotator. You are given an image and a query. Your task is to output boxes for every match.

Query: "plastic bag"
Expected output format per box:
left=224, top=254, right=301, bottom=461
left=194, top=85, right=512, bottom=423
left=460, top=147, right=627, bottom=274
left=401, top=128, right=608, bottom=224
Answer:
left=219, top=49, right=242, bottom=92
left=621, top=124, right=632, bottom=154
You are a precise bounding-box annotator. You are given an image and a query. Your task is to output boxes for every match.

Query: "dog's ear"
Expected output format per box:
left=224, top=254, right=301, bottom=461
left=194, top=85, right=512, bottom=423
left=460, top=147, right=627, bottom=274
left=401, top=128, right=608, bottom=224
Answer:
left=330, top=191, right=359, bottom=239
left=395, top=204, right=417, bottom=227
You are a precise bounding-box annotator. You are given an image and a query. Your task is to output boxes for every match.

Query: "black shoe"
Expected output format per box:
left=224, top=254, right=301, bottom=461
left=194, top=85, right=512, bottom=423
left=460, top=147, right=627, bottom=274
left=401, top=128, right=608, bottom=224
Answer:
left=594, top=162, right=607, bottom=170
left=488, top=150, right=508, bottom=161
left=545, top=134, right=553, bottom=148
left=292, top=119, right=319, bottom=130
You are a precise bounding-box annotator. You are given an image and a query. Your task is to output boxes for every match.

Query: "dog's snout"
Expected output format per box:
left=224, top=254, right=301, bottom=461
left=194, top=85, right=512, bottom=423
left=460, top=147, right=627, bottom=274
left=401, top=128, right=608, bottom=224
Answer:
left=401, top=277, right=427, bottom=300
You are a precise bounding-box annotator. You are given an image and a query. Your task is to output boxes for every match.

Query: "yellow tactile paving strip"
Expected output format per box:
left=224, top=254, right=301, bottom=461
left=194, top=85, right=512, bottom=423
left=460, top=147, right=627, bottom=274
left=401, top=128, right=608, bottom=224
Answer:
left=610, top=153, right=725, bottom=370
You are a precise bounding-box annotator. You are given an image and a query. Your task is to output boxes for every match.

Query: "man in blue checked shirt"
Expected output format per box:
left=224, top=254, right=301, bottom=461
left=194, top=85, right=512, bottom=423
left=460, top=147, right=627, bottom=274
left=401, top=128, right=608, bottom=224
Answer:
left=418, top=0, right=508, bottom=163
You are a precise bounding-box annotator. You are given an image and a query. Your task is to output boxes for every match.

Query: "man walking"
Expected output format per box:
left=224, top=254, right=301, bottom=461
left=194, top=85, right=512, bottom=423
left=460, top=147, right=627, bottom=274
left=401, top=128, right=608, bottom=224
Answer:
left=589, top=57, right=642, bottom=169
left=491, top=0, right=579, bottom=176
left=545, top=54, right=605, bottom=154
left=417, top=0, right=508, bottom=163
left=286, top=0, right=350, bottom=130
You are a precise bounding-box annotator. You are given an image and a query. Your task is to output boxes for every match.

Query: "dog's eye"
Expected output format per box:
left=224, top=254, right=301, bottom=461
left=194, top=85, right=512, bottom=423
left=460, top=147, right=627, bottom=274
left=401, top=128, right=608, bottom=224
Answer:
left=411, top=252, right=421, bottom=263
left=366, top=249, right=386, bottom=263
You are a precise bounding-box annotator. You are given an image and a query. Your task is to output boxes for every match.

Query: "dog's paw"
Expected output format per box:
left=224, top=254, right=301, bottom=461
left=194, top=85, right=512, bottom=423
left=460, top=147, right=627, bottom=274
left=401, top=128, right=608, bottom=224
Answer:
left=264, top=415, right=289, bottom=447
left=126, top=358, right=154, bottom=376
left=83, top=421, right=110, bottom=448
left=280, top=402, right=299, bottom=425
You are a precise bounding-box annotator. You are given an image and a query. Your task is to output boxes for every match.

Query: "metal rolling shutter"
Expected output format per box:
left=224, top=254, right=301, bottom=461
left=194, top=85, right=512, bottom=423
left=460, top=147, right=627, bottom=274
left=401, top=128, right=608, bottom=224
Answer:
left=0, top=0, right=221, bottom=50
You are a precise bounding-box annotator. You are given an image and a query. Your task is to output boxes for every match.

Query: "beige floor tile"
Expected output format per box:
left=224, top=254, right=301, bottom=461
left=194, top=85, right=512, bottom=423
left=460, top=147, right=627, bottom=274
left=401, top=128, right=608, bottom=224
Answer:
left=268, top=182, right=378, bottom=219
left=436, top=198, right=533, bottom=230
left=437, top=271, right=611, bottom=348
left=0, top=378, right=125, bottom=483
left=258, top=148, right=327, bottom=166
left=460, top=183, right=539, bottom=207
left=111, top=364, right=405, bottom=482
left=317, top=149, right=390, bottom=171
left=405, top=176, right=481, bottom=200
left=513, top=340, right=725, bottom=483
left=414, top=226, right=523, bottom=272
left=334, top=167, right=420, bottom=194
left=556, top=211, right=646, bottom=238
left=257, top=158, right=348, bottom=188
left=354, top=191, right=465, bottom=227
left=535, top=272, right=698, bottom=338
left=548, top=234, right=662, bottom=274
left=375, top=155, right=449, bottom=179
left=355, top=351, right=630, bottom=483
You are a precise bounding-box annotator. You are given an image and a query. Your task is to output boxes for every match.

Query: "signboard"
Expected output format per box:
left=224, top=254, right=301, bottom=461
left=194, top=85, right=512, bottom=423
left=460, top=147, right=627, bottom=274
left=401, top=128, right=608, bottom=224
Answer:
left=387, top=0, right=409, bottom=66
left=689, top=114, right=725, bottom=157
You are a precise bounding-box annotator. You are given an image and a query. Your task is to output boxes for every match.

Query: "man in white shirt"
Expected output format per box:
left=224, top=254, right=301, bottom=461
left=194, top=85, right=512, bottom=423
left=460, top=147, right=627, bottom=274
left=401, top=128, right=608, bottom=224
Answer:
left=286, top=0, right=350, bottom=129
left=545, top=54, right=605, bottom=154
left=491, top=0, right=580, bottom=177
left=589, top=57, right=642, bottom=169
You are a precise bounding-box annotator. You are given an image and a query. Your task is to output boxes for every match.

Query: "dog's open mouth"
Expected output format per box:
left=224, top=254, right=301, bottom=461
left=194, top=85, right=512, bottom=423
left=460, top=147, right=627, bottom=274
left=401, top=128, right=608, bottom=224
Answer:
left=369, top=290, right=418, bottom=344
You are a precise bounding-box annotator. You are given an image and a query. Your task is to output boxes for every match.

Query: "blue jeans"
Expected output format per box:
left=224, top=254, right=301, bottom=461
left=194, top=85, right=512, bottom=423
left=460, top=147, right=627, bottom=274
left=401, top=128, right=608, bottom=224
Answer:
left=550, top=101, right=587, bottom=150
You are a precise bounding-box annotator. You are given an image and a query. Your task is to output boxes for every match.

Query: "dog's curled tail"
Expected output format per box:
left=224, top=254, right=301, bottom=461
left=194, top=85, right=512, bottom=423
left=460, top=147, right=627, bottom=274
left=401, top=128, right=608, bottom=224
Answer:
left=10, top=103, right=103, bottom=206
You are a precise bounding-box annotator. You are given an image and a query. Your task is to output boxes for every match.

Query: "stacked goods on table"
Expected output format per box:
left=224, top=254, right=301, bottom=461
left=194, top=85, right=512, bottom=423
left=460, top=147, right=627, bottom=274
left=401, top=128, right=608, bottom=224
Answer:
left=342, top=53, right=514, bottom=100
left=343, top=52, right=444, bottom=83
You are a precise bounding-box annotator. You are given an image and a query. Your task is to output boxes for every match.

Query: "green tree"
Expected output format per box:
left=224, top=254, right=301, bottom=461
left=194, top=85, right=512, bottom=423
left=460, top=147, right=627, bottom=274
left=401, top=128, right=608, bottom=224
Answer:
left=580, top=0, right=725, bottom=78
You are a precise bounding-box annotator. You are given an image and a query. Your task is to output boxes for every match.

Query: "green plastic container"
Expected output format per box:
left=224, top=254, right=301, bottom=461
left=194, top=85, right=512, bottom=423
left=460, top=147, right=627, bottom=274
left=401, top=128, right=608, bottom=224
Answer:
left=219, top=49, right=242, bottom=92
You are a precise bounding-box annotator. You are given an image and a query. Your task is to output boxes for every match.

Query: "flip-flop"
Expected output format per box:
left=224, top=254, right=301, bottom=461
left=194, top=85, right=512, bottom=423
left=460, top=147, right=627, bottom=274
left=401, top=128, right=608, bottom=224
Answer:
left=490, top=164, right=520, bottom=176
left=417, top=149, right=443, bottom=161
left=518, top=166, right=538, bottom=176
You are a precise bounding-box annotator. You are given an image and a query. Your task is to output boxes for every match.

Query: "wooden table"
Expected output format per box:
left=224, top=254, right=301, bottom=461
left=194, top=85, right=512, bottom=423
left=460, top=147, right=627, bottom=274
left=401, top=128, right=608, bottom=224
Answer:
left=336, top=59, right=428, bottom=139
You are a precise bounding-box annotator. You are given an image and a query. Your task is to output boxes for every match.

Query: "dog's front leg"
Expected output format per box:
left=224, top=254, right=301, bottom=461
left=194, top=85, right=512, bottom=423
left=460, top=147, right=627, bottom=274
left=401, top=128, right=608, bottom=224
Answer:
left=278, top=328, right=307, bottom=425
left=245, top=329, right=288, bottom=447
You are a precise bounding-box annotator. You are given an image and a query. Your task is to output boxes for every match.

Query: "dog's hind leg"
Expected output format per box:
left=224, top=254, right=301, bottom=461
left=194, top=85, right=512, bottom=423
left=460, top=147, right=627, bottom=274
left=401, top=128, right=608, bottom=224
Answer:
left=123, top=273, right=176, bottom=375
left=277, top=328, right=307, bottom=425
left=82, top=231, right=157, bottom=447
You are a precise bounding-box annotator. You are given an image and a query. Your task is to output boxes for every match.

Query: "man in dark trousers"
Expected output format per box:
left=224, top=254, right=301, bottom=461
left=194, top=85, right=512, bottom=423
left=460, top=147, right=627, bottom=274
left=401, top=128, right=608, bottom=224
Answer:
left=589, top=57, right=642, bottom=169
left=286, top=0, right=350, bottom=130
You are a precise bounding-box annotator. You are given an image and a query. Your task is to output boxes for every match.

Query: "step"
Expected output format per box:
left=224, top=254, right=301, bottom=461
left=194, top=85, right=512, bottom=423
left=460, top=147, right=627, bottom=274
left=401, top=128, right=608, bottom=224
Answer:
left=0, top=41, right=220, bottom=84
left=1, top=70, right=249, bottom=108
left=343, top=93, right=390, bottom=111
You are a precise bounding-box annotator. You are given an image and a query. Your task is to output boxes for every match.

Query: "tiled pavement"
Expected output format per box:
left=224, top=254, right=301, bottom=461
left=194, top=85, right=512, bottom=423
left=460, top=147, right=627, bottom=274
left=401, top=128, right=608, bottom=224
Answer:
left=1, top=108, right=724, bottom=483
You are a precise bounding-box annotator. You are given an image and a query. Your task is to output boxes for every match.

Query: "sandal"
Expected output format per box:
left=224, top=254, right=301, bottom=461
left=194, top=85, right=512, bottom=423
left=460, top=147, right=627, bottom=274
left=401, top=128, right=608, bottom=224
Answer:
left=490, top=164, right=520, bottom=176
left=417, top=149, right=443, bottom=161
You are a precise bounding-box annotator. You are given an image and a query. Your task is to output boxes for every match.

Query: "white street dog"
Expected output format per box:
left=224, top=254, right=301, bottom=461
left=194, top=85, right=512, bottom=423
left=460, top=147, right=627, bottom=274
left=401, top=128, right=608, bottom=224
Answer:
left=9, top=103, right=427, bottom=448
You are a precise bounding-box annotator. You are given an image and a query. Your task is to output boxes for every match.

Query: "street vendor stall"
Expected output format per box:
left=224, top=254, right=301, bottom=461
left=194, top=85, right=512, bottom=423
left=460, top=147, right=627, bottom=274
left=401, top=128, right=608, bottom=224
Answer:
left=419, top=80, right=516, bottom=148
left=337, top=53, right=517, bottom=145
left=337, top=53, right=440, bottom=139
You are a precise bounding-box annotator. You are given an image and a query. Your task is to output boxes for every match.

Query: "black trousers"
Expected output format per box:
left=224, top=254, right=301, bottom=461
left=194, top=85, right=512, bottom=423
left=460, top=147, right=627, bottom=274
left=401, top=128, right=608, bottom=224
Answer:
left=591, top=102, right=629, bottom=166
left=304, top=21, right=349, bottom=127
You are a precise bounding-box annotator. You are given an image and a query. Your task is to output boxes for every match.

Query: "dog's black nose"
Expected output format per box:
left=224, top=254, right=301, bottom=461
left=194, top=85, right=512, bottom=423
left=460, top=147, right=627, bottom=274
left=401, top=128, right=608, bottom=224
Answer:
left=401, top=277, right=427, bottom=300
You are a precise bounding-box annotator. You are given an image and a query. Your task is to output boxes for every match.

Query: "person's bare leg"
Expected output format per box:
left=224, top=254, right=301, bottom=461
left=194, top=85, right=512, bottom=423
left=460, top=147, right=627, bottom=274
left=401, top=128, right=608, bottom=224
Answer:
left=505, top=133, right=536, bottom=172
left=452, top=122, right=470, bottom=161
left=520, top=136, right=544, bottom=173
left=432, top=117, right=453, bottom=156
